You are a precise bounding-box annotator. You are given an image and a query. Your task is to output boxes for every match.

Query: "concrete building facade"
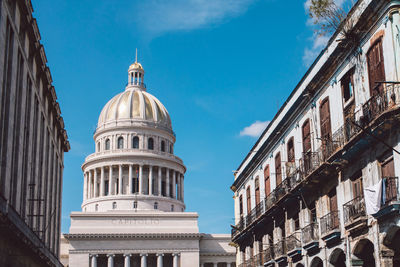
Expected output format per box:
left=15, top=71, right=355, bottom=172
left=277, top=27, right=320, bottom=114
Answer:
left=231, top=0, right=400, bottom=266
left=0, top=0, right=70, bottom=266
left=63, top=60, right=235, bottom=267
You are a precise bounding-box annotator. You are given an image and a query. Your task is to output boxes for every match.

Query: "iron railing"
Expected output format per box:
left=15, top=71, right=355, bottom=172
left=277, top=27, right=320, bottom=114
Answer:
left=300, top=151, right=323, bottom=177
left=254, top=253, right=263, bottom=266
left=273, top=240, right=286, bottom=259
left=343, top=195, right=366, bottom=225
left=286, top=233, right=301, bottom=252
left=262, top=245, right=274, bottom=264
left=264, top=191, right=276, bottom=211
left=383, top=177, right=399, bottom=205
left=231, top=217, right=244, bottom=238
left=320, top=210, right=340, bottom=236
left=302, top=222, right=319, bottom=245
left=275, top=179, right=291, bottom=202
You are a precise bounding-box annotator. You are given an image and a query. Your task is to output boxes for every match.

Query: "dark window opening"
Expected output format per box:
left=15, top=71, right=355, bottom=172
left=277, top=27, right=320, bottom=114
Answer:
left=132, top=136, right=139, bottom=149
left=275, top=152, right=282, bottom=185
left=148, top=138, right=154, bottom=150
left=117, top=137, right=124, bottom=149
left=161, top=140, right=165, bottom=152
left=341, top=70, right=354, bottom=103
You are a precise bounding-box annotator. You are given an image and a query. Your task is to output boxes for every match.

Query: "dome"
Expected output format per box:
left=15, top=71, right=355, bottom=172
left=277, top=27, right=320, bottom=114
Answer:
left=97, top=88, right=172, bottom=129
left=129, top=62, right=143, bottom=70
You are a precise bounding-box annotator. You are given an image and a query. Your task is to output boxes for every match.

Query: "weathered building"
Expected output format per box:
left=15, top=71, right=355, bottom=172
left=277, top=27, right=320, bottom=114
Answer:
left=231, top=0, right=400, bottom=266
left=0, top=0, right=70, bottom=266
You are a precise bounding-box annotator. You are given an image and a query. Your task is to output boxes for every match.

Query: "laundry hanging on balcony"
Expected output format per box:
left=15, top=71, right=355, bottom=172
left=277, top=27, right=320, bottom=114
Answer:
left=364, top=179, right=382, bottom=215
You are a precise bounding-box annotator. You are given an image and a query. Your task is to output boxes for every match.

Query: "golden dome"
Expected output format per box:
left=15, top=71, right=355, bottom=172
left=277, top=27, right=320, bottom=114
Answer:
left=129, top=62, right=143, bottom=71
left=97, top=88, right=172, bottom=129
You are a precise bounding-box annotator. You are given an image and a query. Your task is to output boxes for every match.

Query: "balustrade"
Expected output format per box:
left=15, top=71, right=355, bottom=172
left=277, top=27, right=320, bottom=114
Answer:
left=343, top=195, right=366, bottom=225
left=273, top=240, right=286, bottom=259
left=302, top=222, right=319, bottom=245
left=320, top=210, right=340, bottom=236
left=286, top=233, right=301, bottom=252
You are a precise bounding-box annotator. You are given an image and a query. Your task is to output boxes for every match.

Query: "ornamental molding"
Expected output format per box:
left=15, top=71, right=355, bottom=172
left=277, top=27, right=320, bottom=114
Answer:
left=64, top=233, right=202, bottom=240
left=200, top=253, right=236, bottom=257
left=69, top=248, right=200, bottom=254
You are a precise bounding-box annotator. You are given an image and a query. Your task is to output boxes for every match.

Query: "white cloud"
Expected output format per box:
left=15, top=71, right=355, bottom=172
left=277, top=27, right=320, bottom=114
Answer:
left=133, top=0, right=257, bottom=36
left=240, top=120, right=270, bottom=137
left=302, top=34, right=329, bottom=65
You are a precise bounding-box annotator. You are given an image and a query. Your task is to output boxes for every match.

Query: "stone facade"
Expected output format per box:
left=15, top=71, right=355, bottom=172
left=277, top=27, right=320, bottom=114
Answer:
left=231, top=0, right=400, bottom=267
left=0, top=0, right=70, bottom=266
left=63, top=60, right=236, bottom=267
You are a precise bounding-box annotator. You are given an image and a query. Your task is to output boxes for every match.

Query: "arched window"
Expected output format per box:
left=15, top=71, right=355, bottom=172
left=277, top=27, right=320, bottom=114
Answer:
left=133, top=201, right=138, bottom=209
left=275, top=152, right=282, bottom=185
left=117, top=137, right=124, bottom=149
left=302, top=119, right=311, bottom=153
left=287, top=137, right=295, bottom=163
left=97, top=142, right=100, bottom=152
left=112, top=202, right=117, bottom=209
left=169, top=144, right=173, bottom=154
left=95, top=204, right=98, bottom=211
left=246, top=186, right=251, bottom=214
left=132, top=136, right=139, bottom=149
left=148, top=138, right=154, bottom=150
left=264, top=165, right=271, bottom=196
left=255, top=177, right=260, bottom=205
left=154, top=202, right=158, bottom=210
left=161, top=140, right=165, bottom=152
left=105, top=139, right=110, bottom=150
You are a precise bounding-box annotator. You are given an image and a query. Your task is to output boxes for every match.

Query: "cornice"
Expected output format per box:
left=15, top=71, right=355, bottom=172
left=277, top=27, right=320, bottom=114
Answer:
left=64, top=233, right=202, bottom=240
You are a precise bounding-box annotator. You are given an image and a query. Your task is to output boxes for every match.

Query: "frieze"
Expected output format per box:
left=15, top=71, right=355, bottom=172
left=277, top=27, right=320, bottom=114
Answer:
left=64, top=233, right=201, bottom=240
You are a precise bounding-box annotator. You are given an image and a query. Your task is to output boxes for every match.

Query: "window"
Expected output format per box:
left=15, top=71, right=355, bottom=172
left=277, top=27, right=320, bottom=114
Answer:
left=254, top=177, right=260, bottom=205
left=319, top=98, right=332, bottom=159
left=161, top=140, right=165, bottom=152
left=341, top=70, right=354, bottom=103
left=246, top=186, right=251, bottom=213
left=264, top=165, right=271, bottom=196
left=367, top=39, right=385, bottom=95
left=287, top=137, right=295, bottom=163
left=239, top=195, right=243, bottom=216
left=132, top=136, right=139, bottom=149
left=105, top=139, right=110, bottom=150
left=294, top=212, right=300, bottom=231
left=275, top=152, right=282, bottom=185
left=117, top=137, right=124, bottom=149
left=171, top=204, right=174, bottom=211
left=351, top=171, right=363, bottom=199
left=309, top=200, right=317, bottom=222
left=154, top=202, right=158, bottom=209
left=97, top=142, right=100, bottom=152
left=302, top=119, right=311, bottom=153
left=133, top=201, right=138, bottom=209
left=169, top=144, right=173, bottom=154
left=112, top=202, right=117, bottom=209
left=105, top=180, right=109, bottom=195
left=148, top=137, right=154, bottom=150
left=95, top=204, right=98, bottom=211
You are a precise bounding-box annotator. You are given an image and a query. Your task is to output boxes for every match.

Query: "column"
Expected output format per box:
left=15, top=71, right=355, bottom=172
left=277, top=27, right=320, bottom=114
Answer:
left=140, top=254, right=148, bottom=267
left=107, top=254, right=114, bottom=267
left=172, top=171, right=176, bottom=199
left=100, top=167, right=105, bottom=196
left=118, top=165, right=123, bottom=194
left=109, top=166, right=114, bottom=195
left=91, top=254, right=98, bottom=267
left=149, top=165, right=153, bottom=195
left=128, top=165, right=133, bottom=194
left=158, top=167, right=162, bottom=196
left=166, top=169, right=170, bottom=197
left=157, top=254, right=163, bottom=267
left=93, top=169, right=98, bottom=197
left=89, top=171, right=93, bottom=198
left=227, top=263, right=231, bottom=267
left=124, top=254, right=131, bottom=267
left=172, top=253, right=179, bottom=267
left=181, top=174, right=184, bottom=202
left=83, top=172, right=88, bottom=201
left=139, top=165, right=143, bottom=194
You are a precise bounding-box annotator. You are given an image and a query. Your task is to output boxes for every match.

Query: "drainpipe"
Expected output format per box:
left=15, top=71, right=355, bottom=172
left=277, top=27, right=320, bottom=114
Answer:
left=390, top=9, right=400, bottom=80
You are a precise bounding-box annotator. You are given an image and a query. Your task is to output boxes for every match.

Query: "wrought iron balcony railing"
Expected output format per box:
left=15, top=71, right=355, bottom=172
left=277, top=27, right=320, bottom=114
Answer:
left=343, top=195, right=366, bottom=225
left=302, top=222, right=319, bottom=245
left=320, top=210, right=340, bottom=236
left=300, top=151, right=323, bottom=177
left=275, top=179, right=291, bottom=202
left=274, top=240, right=286, bottom=259
left=286, top=233, right=301, bottom=252
left=262, top=245, right=274, bottom=264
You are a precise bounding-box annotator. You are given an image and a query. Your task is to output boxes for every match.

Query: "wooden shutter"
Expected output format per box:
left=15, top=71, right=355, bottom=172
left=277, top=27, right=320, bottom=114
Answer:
left=352, top=173, right=363, bottom=199
left=264, top=165, right=271, bottom=196
left=255, top=178, right=260, bottom=205
left=275, top=153, right=282, bottom=185
left=302, top=119, right=311, bottom=153
left=320, top=98, right=332, bottom=158
left=329, top=189, right=339, bottom=228
left=246, top=186, right=251, bottom=213
left=367, top=39, right=385, bottom=95
left=381, top=157, right=395, bottom=178
left=239, top=195, right=243, bottom=216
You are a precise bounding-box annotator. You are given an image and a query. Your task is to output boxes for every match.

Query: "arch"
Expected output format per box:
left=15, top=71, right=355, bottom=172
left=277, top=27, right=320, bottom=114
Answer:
left=161, top=140, right=165, bottom=152
left=383, top=225, right=400, bottom=251
left=148, top=137, right=154, bottom=150
left=353, top=239, right=375, bottom=267
left=105, top=139, right=110, bottom=150
left=117, top=136, right=124, bottom=149
left=295, top=264, right=305, bottom=267
left=310, top=257, right=323, bottom=267
left=329, top=248, right=346, bottom=267
left=132, top=136, right=139, bottom=149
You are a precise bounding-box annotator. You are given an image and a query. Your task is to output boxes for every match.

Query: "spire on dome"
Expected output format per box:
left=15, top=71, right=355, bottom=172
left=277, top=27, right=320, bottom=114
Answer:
left=127, top=49, right=146, bottom=90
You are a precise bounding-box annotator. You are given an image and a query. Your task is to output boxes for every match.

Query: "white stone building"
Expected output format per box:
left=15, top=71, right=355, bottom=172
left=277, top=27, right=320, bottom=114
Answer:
left=62, top=60, right=236, bottom=267
left=231, top=0, right=400, bottom=266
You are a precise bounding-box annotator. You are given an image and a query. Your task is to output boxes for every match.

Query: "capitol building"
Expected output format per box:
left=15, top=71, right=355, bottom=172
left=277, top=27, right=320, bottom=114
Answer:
left=61, top=59, right=236, bottom=267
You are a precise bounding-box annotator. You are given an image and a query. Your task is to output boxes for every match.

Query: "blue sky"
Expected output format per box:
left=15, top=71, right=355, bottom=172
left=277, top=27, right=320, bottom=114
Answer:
left=32, top=0, right=328, bottom=234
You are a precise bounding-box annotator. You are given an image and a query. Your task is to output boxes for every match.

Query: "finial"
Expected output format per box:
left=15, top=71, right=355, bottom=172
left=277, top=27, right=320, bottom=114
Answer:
left=135, top=48, right=138, bottom=63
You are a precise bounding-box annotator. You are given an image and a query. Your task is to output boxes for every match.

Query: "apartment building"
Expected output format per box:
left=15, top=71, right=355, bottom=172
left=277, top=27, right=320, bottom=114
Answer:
left=0, top=0, right=70, bottom=266
left=231, top=0, right=400, bottom=266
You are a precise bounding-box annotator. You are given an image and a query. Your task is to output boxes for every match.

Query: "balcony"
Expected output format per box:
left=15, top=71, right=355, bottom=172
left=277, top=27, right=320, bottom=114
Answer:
left=300, top=151, right=323, bottom=177
left=286, top=233, right=302, bottom=258
left=302, top=222, right=319, bottom=252
left=343, top=195, right=367, bottom=233
left=262, top=246, right=274, bottom=264
left=254, top=253, right=263, bottom=266
left=320, top=210, right=341, bottom=244
left=275, top=179, right=291, bottom=202
left=231, top=217, right=244, bottom=239
left=273, top=239, right=286, bottom=261
left=374, top=177, right=400, bottom=219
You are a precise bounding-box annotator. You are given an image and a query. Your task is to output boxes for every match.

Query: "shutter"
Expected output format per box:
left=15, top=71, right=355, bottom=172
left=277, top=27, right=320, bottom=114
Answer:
left=302, top=120, right=311, bottom=153
left=320, top=98, right=332, bottom=159
left=287, top=138, right=295, bottom=162
left=264, top=165, right=271, bottom=196
left=275, top=153, right=282, bottom=185
left=255, top=178, right=260, bottom=205
left=246, top=187, right=251, bottom=213
left=381, top=158, right=394, bottom=178
left=367, top=39, right=385, bottom=95
left=352, top=177, right=363, bottom=199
